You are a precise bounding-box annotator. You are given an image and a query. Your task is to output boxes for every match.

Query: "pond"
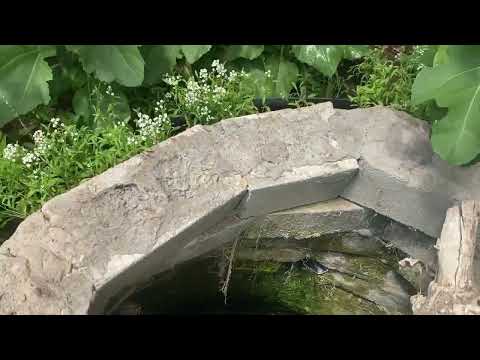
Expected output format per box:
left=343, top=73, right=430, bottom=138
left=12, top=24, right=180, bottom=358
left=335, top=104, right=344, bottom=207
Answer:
left=113, top=232, right=417, bottom=315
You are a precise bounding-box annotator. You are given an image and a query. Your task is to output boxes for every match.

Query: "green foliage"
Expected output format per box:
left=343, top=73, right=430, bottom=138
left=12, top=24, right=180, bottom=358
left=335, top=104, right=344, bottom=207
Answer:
left=224, top=45, right=265, bottom=61
left=412, top=45, right=480, bottom=165
left=180, top=45, right=212, bottom=64
left=292, top=45, right=368, bottom=77
left=0, top=59, right=258, bottom=229
left=48, top=46, right=88, bottom=105
left=349, top=47, right=424, bottom=114
left=0, top=98, right=171, bottom=229
left=0, top=45, right=56, bottom=127
left=244, top=55, right=299, bottom=99
left=162, top=60, right=257, bottom=126
left=141, top=45, right=182, bottom=85
left=72, top=81, right=131, bottom=129
left=66, top=45, right=144, bottom=87
left=0, top=44, right=371, bottom=129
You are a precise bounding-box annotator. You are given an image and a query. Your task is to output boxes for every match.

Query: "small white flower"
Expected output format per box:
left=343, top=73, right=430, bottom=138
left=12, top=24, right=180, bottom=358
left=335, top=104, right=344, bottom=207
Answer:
left=3, top=143, right=20, bottom=160
left=106, top=85, right=115, bottom=96
left=22, top=152, right=38, bottom=168
left=33, top=130, right=44, bottom=144
left=199, top=68, right=208, bottom=81
left=228, top=70, right=238, bottom=82
left=164, top=74, right=180, bottom=86
left=50, top=117, right=63, bottom=129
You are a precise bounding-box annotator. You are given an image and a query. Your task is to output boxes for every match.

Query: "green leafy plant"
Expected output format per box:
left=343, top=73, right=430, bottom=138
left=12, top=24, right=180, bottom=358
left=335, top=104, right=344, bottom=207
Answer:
left=291, top=45, right=368, bottom=77
left=0, top=45, right=370, bottom=130
left=161, top=60, right=257, bottom=126
left=0, top=58, right=259, bottom=230
left=0, top=46, right=56, bottom=127
left=349, top=47, right=424, bottom=114
left=0, top=95, right=172, bottom=229
left=412, top=45, right=480, bottom=165
left=0, top=45, right=216, bottom=128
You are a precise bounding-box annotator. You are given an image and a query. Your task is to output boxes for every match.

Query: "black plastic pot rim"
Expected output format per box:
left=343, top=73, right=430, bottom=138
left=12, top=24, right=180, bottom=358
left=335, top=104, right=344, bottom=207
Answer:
left=170, top=96, right=357, bottom=130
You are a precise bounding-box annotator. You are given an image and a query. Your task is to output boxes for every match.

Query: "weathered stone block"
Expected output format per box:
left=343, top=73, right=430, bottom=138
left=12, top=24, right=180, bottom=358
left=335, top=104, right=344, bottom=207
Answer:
left=381, top=221, right=437, bottom=269
left=243, top=198, right=373, bottom=240
left=238, top=159, right=359, bottom=218
left=174, top=216, right=255, bottom=266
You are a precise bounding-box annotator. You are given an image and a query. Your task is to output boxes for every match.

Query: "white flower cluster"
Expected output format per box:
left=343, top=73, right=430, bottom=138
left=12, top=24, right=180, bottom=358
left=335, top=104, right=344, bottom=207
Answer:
left=22, top=152, right=38, bottom=168
left=33, top=130, right=44, bottom=144
left=32, top=129, right=49, bottom=156
left=211, top=59, right=227, bottom=77
left=154, top=100, right=166, bottom=113
left=106, top=85, right=115, bottom=97
left=162, top=60, right=250, bottom=125
left=50, top=117, right=64, bottom=129
left=164, top=74, right=182, bottom=86
left=199, top=68, right=208, bottom=81
left=3, top=143, right=20, bottom=160
left=133, top=108, right=170, bottom=142
left=228, top=70, right=238, bottom=82
left=185, top=79, right=202, bottom=106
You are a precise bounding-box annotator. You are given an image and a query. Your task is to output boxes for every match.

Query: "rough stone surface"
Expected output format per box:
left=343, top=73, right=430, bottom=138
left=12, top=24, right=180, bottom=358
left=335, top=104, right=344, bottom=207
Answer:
left=103, top=215, right=254, bottom=314
left=174, top=216, right=254, bottom=266
left=0, top=127, right=249, bottom=315
left=238, top=160, right=359, bottom=218
left=330, top=107, right=466, bottom=238
left=316, top=253, right=413, bottom=314
left=381, top=221, right=437, bottom=270
left=2, top=102, right=480, bottom=315
left=243, top=198, right=373, bottom=240
left=235, top=245, right=414, bottom=315
left=242, top=231, right=392, bottom=260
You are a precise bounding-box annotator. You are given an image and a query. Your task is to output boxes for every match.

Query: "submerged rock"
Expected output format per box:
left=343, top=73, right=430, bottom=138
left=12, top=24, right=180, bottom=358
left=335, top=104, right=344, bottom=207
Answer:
left=243, top=198, right=374, bottom=240
left=242, top=232, right=394, bottom=259
left=229, top=260, right=388, bottom=315
left=236, top=247, right=307, bottom=263
left=233, top=234, right=415, bottom=315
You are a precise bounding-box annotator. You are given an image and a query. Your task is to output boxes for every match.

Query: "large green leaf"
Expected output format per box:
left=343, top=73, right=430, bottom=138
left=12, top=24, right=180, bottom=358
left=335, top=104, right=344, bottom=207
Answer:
left=180, top=45, right=212, bottom=64
left=224, top=45, right=264, bottom=61
left=0, top=45, right=56, bottom=127
left=49, top=46, right=87, bottom=103
left=66, top=45, right=144, bottom=87
left=433, top=45, right=449, bottom=66
left=141, top=45, right=183, bottom=85
left=266, top=56, right=299, bottom=98
left=292, top=45, right=368, bottom=77
left=412, top=45, right=480, bottom=165
left=246, top=56, right=299, bottom=98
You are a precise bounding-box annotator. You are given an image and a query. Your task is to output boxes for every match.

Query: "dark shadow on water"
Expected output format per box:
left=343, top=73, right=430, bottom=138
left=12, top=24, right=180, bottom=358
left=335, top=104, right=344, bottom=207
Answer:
left=116, top=256, right=301, bottom=315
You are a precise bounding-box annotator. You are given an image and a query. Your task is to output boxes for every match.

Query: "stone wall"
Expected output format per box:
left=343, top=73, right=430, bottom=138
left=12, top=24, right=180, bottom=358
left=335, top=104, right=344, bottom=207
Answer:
left=0, top=103, right=477, bottom=314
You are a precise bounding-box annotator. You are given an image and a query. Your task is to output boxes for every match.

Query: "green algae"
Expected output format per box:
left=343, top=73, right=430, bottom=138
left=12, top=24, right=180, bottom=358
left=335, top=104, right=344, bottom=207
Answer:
left=115, top=231, right=415, bottom=315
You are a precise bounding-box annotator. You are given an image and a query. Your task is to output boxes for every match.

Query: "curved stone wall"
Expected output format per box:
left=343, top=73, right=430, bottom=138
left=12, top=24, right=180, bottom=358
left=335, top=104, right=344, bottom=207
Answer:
left=0, top=102, right=478, bottom=314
